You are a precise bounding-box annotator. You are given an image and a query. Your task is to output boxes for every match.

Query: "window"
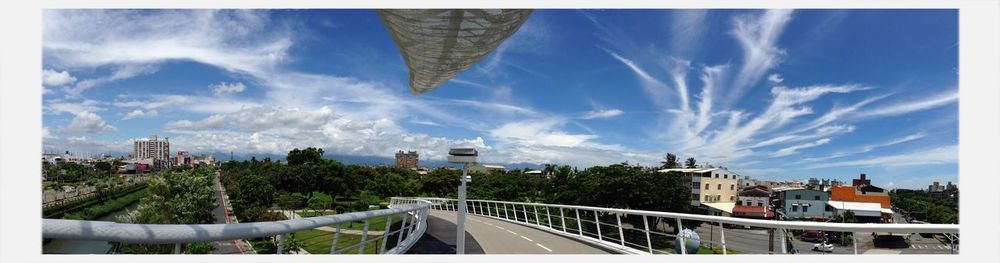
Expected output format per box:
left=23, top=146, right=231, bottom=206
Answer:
left=737, top=200, right=744, bottom=206
left=814, top=195, right=820, bottom=201
left=791, top=206, right=798, bottom=212
left=717, top=184, right=721, bottom=190
left=825, top=205, right=832, bottom=212
left=757, top=202, right=764, bottom=207
left=795, top=194, right=801, bottom=199
left=692, top=194, right=699, bottom=201
left=724, top=174, right=728, bottom=179
left=715, top=173, right=719, bottom=178
left=730, top=196, right=735, bottom=201
left=730, top=184, right=735, bottom=190
left=705, top=184, right=710, bottom=190
left=692, top=182, right=700, bottom=189
left=803, top=206, right=809, bottom=213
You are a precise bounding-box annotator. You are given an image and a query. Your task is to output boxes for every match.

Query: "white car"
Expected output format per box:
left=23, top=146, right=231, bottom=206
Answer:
left=813, top=241, right=834, bottom=253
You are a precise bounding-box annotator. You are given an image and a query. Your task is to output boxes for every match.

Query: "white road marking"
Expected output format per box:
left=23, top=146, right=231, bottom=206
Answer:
left=495, top=226, right=505, bottom=230
left=536, top=243, right=552, bottom=252
left=519, top=235, right=533, bottom=242
left=506, top=230, right=518, bottom=235
left=483, top=222, right=493, bottom=226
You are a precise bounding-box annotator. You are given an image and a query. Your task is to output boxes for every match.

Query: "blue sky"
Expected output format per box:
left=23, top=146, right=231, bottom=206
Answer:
left=41, top=9, right=958, bottom=189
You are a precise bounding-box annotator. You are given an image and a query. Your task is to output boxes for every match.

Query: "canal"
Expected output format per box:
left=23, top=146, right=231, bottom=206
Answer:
left=42, top=202, right=139, bottom=254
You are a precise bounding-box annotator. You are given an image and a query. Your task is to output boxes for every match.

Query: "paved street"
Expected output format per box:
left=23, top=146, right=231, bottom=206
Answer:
left=412, top=210, right=613, bottom=254
left=209, top=171, right=250, bottom=254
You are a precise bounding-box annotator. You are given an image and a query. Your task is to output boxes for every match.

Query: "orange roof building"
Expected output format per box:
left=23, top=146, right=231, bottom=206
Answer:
left=829, top=185, right=890, bottom=209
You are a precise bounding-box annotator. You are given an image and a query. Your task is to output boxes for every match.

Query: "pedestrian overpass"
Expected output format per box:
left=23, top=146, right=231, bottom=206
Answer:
left=42, top=197, right=958, bottom=255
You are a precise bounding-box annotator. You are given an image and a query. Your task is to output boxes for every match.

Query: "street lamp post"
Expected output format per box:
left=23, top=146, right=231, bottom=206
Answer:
left=448, top=148, right=478, bottom=255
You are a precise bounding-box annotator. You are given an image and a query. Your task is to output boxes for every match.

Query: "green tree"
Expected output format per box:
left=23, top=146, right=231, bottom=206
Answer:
left=287, top=147, right=324, bottom=166
left=661, top=153, right=679, bottom=169
left=307, top=192, right=333, bottom=212
left=685, top=157, right=697, bottom=168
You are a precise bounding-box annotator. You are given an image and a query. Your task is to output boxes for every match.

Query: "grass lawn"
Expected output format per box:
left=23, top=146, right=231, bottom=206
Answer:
left=695, top=245, right=739, bottom=254
left=298, top=212, right=403, bottom=232
left=293, top=229, right=382, bottom=254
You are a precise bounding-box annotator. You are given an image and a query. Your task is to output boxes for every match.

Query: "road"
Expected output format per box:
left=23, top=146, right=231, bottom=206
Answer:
left=410, top=210, right=613, bottom=254
left=689, top=221, right=955, bottom=255
left=209, top=171, right=249, bottom=254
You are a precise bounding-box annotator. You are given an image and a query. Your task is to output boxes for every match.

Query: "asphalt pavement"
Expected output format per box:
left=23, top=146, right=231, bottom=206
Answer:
left=411, top=210, right=613, bottom=254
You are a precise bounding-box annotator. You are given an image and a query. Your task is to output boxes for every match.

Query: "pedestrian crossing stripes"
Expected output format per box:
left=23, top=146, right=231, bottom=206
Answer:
left=910, top=244, right=951, bottom=250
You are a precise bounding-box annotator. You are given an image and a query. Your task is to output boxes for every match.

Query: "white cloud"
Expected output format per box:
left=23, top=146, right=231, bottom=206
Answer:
left=66, top=64, right=158, bottom=95
left=164, top=115, right=227, bottom=131
left=854, top=91, right=957, bottom=119
left=211, top=82, right=247, bottom=96
left=581, top=109, right=624, bottom=120
left=490, top=118, right=597, bottom=148
left=767, top=73, right=783, bottom=84
left=42, top=69, right=77, bottom=86
left=807, top=145, right=957, bottom=169
left=728, top=9, right=794, bottom=106
left=772, top=138, right=830, bottom=157
left=60, top=111, right=117, bottom=133
left=121, top=109, right=158, bottom=120
left=669, top=10, right=709, bottom=54
left=46, top=99, right=105, bottom=115
left=800, top=132, right=926, bottom=162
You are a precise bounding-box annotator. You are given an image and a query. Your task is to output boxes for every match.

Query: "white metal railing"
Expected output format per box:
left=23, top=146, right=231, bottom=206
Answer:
left=409, top=197, right=959, bottom=255
left=42, top=198, right=431, bottom=254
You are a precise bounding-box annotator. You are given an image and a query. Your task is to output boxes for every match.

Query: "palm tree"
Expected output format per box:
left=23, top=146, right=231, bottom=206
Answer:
left=661, top=153, right=679, bottom=169
left=685, top=157, right=697, bottom=168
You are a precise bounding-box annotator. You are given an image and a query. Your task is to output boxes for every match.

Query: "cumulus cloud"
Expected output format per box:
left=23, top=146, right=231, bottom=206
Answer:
left=211, top=82, right=247, bottom=95
left=42, top=69, right=77, bottom=86
left=60, top=111, right=117, bottom=133
left=121, top=109, right=159, bottom=120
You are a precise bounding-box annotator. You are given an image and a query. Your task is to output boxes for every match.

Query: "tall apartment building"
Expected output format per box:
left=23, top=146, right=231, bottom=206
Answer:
left=133, top=134, right=170, bottom=169
left=395, top=150, right=419, bottom=169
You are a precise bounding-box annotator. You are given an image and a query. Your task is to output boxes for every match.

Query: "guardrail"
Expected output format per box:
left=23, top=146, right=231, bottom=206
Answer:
left=408, top=197, right=959, bottom=255
left=42, top=198, right=431, bottom=254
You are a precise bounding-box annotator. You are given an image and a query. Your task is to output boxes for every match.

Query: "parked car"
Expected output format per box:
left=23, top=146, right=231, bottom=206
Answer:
left=801, top=230, right=825, bottom=242
left=813, top=241, right=835, bottom=253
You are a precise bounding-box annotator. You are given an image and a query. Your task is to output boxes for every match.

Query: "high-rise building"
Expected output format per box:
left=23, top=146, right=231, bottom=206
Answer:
left=395, top=150, right=419, bottom=169
left=133, top=134, right=170, bottom=169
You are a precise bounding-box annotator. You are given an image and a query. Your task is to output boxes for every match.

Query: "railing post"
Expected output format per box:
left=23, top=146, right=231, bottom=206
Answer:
left=358, top=219, right=370, bottom=254
left=560, top=208, right=567, bottom=232
left=576, top=209, right=583, bottom=236
left=511, top=204, right=517, bottom=221
left=643, top=215, right=653, bottom=254
left=522, top=204, right=530, bottom=224
left=594, top=210, right=603, bottom=241
left=534, top=205, right=541, bottom=226
left=380, top=215, right=393, bottom=254
left=780, top=229, right=787, bottom=254
left=487, top=201, right=493, bottom=217
left=853, top=232, right=858, bottom=255
left=330, top=223, right=343, bottom=254
left=277, top=233, right=286, bottom=254
left=719, top=221, right=727, bottom=255
left=174, top=243, right=182, bottom=254
left=616, top=213, right=625, bottom=249
left=546, top=206, right=553, bottom=229
left=395, top=213, right=409, bottom=248
left=676, top=218, right=686, bottom=255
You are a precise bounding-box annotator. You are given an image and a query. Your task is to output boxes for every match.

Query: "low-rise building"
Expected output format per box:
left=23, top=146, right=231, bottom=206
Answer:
left=660, top=167, right=740, bottom=216
left=775, top=188, right=833, bottom=220
left=733, top=185, right=774, bottom=219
